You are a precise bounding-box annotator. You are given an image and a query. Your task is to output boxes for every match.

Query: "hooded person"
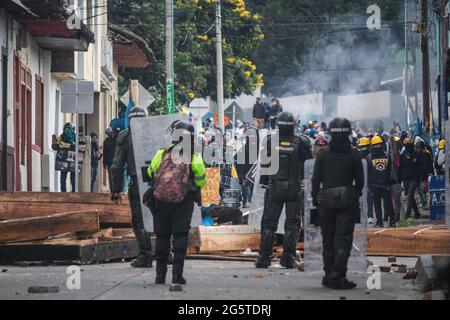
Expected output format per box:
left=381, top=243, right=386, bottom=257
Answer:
left=399, top=136, right=425, bottom=219
left=415, top=138, right=433, bottom=208
left=103, top=127, right=116, bottom=191
left=52, top=123, right=77, bottom=192
left=313, top=135, right=328, bottom=158
left=367, top=136, right=395, bottom=227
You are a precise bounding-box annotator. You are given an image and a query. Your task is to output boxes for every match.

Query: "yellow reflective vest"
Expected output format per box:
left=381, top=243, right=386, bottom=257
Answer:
left=147, top=148, right=207, bottom=188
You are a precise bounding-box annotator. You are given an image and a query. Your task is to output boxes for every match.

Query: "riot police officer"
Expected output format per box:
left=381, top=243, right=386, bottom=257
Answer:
left=111, top=106, right=153, bottom=268
left=311, top=118, right=364, bottom=289
left=256, top=112, right=312, bottom=269
left=147, top=121, right=207, bottom=285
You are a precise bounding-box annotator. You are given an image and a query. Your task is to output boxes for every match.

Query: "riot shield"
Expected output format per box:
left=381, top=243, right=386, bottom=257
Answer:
left=303, top=159, right=367, bottom=273
left=131, top=114, right=191, bottom=232
left=245, top=129, right=286, bottom=233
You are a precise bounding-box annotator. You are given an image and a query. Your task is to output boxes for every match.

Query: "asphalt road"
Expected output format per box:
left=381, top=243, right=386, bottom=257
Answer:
left=0, top=258, right=423, bottom=300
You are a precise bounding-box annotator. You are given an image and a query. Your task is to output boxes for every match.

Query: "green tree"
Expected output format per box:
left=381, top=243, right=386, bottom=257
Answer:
left=109, top=0, right=264, bottom=115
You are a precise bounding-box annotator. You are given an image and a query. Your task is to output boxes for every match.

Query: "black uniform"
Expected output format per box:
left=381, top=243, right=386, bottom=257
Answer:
left=257, top=131, right=312, bottom=268
left=111, top=129, right=152, bottom=266
left=312, top=123, right=364, bottom=289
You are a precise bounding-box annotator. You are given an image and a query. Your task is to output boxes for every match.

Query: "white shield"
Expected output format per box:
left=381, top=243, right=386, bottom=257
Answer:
left=130, top=114, right=192, bottom=232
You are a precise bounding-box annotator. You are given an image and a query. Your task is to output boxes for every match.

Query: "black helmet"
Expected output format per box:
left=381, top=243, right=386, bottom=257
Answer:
left=128, top=106, right=147, bottom=119
left=328, top=117, right=352, bottom=136
left=277, top=112, right=296, bottom=137
left=171, top=121, right=195, bottom=144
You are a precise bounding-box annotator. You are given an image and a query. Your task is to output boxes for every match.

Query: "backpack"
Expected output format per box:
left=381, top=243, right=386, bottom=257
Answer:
left=153, top=148, right=192, bottom=204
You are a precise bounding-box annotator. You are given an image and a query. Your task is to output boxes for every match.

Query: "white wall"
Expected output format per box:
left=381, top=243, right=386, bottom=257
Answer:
left=337, top=91, right=391, bottom=121
left=0, top=10, right=14, bottom=148
left=280, top=93, right=324, bottom=117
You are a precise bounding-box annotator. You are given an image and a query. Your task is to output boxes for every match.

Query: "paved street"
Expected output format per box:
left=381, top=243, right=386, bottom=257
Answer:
left=0, top=258, right=422, bottom=300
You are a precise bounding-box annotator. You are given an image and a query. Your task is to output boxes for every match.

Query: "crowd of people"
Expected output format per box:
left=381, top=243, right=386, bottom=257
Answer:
left=294, top=115, right=446, bottom=227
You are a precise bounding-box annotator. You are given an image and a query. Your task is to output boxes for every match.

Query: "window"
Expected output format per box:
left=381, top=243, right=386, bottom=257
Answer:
left=35, top=75, right=44, bottom=153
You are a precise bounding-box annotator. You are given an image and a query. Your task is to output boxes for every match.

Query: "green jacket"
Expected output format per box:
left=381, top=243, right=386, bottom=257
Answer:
left=147, top=147, right=207, bottom=188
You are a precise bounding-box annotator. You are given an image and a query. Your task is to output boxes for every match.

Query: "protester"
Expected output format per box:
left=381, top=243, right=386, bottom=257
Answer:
left=435, top=139, right=446, bottom=175
left=252, top=97, right=266, bottom=129
left=368, top=136, right=395, bottom=227
left=356, top=137, right=374, bottom=224
left=268, top=98, right=282, bottom=129
left=399, top=136, right=424, bottom=219
left=90, top=133, right=102, bottom=192
left=415, top=138, right=433, bottom=208
left=52, top=123, right=76, bottom=192
left=103, top=127, right=116, bottom=192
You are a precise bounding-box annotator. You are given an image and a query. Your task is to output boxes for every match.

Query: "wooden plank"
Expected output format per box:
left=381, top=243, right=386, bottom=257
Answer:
left=191, top=226, right=261, bottom=253
left=78, top=239, right=139, bottom=263
left=367, top=225, right=450, bottom=257
left=0, top=210, right=100, bottom=243
left=0, top=192, right=129, bottom=205
left=0, top=202, right=131, bottom=225
left=0, top=239, right=139, bottom=264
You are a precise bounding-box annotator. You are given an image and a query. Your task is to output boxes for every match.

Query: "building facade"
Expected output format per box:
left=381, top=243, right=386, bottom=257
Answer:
left=0, top=0, right=152, bottom=193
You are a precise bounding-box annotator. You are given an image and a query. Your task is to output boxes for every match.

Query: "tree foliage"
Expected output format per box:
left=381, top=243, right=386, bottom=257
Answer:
left=109, top=0, right=264, bottom=114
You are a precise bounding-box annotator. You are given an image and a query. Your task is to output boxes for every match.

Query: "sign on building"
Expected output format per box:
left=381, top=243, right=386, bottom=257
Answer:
left=60, top=80, right=94, bottom=114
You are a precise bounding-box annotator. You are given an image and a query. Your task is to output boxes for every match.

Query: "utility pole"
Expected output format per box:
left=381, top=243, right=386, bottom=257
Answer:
left=404, top=0, right=409, bottom=127
left=439, top=5, right=448, bottom=136
left=166, top=0, right=175, bottom=114
left=421, top=0, right=431, bottom=135
left=215, top=0, right=225, bottom=131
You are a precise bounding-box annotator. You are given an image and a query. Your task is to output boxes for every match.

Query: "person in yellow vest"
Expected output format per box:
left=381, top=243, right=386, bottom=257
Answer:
left=147, top=121, right=206, bottom=285
left=435, top=139, right=446, bottom=175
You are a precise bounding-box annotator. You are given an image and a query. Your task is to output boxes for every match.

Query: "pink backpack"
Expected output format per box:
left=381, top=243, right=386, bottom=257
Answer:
left=153, top=149, right=191, bottom=204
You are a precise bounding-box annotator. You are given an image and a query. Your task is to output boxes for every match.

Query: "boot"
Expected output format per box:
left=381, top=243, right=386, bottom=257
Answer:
left=330, top=277, right=357, bottom=290
left=172, top=235, right=188, bottom=285
left=155, top=262, right=167, bottom=284
left=255, top=229, right=274, bottom=268
left=172, top=261, right=186, bottom=284
left=155, top=236, right=170, bottom=281
left=321, top=274, right=334, bottom=288
left=172, top=273, right=187, bottom=285
left=280, top=253, right=296, bottom=269
left=281, top=226, right=299, bottom=269
left=131, top=253, right=153, bottom=268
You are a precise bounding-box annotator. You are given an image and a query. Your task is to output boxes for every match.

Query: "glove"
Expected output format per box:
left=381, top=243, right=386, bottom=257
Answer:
left=111, top=192, right=122, bottom=205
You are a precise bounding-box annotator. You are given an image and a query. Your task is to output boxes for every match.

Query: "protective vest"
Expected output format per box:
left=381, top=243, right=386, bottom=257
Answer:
left=147, top=147, right=207, bottom=188
left=270, top=136, right=302, bottom=200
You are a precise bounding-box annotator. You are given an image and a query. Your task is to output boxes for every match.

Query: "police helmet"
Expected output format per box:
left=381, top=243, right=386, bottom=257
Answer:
left=328, top=117, right=352, bottom=136
left=276, top=112, right=296, bottom=137
left=128, top=106, right=147, bottom=119
left=171, top=121, right=195, bottom=144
